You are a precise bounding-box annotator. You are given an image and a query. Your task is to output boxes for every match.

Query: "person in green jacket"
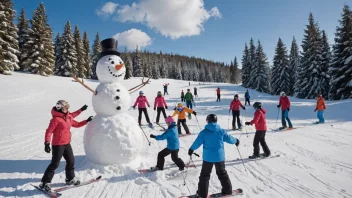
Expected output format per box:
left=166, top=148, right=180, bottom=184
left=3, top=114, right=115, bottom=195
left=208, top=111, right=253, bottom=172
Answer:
left=184, top=89, right=194, bottom=119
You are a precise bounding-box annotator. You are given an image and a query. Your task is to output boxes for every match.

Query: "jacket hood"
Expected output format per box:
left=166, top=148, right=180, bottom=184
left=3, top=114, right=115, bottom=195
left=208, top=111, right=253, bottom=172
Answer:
left=204, top=122, right=221, bottom=132
left=169, top=122, right=177, bottom=128
left=51, top=107, right=66, bottom=117
left=258, top=108, right=266, bottom=114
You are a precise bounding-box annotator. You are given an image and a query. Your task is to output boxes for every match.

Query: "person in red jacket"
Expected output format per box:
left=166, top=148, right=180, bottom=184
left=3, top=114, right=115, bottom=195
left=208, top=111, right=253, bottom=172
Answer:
left=245, top=102, right=271, bottom=159
left=40, top=100, right=93, bottom=192
left=216, top=87, right=221, bottom=102
left=277, top=91, right=293, bottom=130
left=154, top=91, right=168, bottom=124
left=229, top=94, right=246, bottom=130
left=133, top=90, right=152, bottom=127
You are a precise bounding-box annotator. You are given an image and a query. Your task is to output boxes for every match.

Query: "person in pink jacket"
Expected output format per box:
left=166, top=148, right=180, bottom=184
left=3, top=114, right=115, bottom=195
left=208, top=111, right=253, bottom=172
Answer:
left=154, top=91, right=168, bottom=124
left=40, top=100, right=93, bottom=192
left=229, top=94, right=246, bottom=130
left=133, top=90, right=152, bottom=127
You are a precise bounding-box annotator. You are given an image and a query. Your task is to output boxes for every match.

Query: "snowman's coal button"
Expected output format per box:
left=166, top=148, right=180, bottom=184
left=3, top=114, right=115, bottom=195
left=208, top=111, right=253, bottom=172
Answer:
left=110, top=72, right=113, bottom=74
left=115, top=96, right=120, bottom=100
left=116, top=89, right=120, bottom=92
left=116, top=106, right=121, bottom=110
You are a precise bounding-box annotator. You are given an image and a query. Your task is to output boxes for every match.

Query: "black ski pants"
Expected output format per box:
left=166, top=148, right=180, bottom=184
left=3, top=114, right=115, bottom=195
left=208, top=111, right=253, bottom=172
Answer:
left=41, top=144, right=75, bottom=183
left=156, top=107, right=167, bottom=123
left=156, top=148, right=185, bottom=170
left=181, top=97, right=185, bottom=102
left=232, top=110, right=241, bottom=129
left=177, top=119, right=190, bottom=134
left=138, top=108, right=150, bottom=124
left=197, top=161, right=232, bottom=197
left=245, top=98, right=250, bottom=106
left=216, top=94, right=221, bottom=102
left=253, top=131, right=270, bottom=156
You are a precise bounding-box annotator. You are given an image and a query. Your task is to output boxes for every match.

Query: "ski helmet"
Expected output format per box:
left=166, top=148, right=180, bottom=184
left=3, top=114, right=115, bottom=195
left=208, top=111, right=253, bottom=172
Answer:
left=157, top=91, right=162, bottom=95
left=55, top=100, right=69, bottom=110
left=206, top=114, right=217, bottom=123
left=165, top=116, right=175, bottom=123
left=280, top=91, right=286, bottom=97
left=253, top=102, right=262, bottom=109
left=139, top=90, right=144, bottom=94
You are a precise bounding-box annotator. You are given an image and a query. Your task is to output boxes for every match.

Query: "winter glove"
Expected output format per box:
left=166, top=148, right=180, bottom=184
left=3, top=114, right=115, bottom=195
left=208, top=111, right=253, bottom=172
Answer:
left=165, top=106, right=168, bottom=109
left=154, top=107, right=156, bottom=111
left=173, top=107, right=176, bottom=111
left=192, top=111, right=197, bottom=116
left=242, top=107, right=246, bottom=110
left=235, top=139, right=240, bottom=147
left=87, top=116, right=93, bottom=122
left=80, top=104, right=88, bottom=111
left=150, top=134, right=156, bottom=139
left=133, top=106, right=136, bottom=110
left=188, top=149, right=194, bottom=156
left=44, top=142, right=51, bottom=153
left=277, top=105, right=281, bottom=108
left=148, top=105, right=150, bottom=108
left=245, top=122, right=251, bottom=125
left=314, top=109, right=317, bottom=112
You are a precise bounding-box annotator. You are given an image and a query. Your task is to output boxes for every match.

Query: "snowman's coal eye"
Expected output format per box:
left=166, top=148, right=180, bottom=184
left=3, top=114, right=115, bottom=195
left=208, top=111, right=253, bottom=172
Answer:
left=108, top=58, right=111, bottom=60
left=119, top=61, right=122, bottom=64
left=111, top=61, right=115, bottom=64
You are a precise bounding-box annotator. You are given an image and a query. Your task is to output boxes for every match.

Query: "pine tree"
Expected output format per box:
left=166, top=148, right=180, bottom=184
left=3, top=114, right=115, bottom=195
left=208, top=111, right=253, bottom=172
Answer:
left=73, top=25, right=86, bottom=78
left=133, top=47, right=143, bottom=77
left=199, top=64, right=205, bottom=82
left=253, top=41, right=270, bottom=93
left=175, top=62, right=182, bottom=80
left=17, top=8, right=30, bottom=71
left=289, top=37, right=300, bottom=96
left=319, top=31, right=331, bottom=97
left=271, top=38, right=290, bottom=95
left=91, top=32, right=101, bottom=79
left=143, top=56, right=152, bottom=77
left=25, top=3, right=54, bottom=76
left=183, top=63, right=190, bottom=80
left=82, top=32, right=91, bottom=78
left=241, top=44, right=250, bottom=87
left=54, top=33, right=61, bottom=73
left=248, top=39, right=256, bottom=88
left=329, top=5, right=352, bottom=100
left=55, top=21, right=77, bottom=76
left=0, top=0, right=19, bottom=75
left=230, top=57, right=238, bottom=83
left=161, top=57, right=168, bottom=78
left=151, top=57, right=160, bottom=79
left=124, top=54, right=133, bottom=79
left=193, top=63, right=199, bottom=82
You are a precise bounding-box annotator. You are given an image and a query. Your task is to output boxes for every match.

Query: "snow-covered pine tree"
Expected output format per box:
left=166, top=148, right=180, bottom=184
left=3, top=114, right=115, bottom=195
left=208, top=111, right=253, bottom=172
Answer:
left=248, top=39, right=256, bottom=88
left=319, top=31, right=331, bottom=98
left=183, top=62, right=190, bottom=80
left=17, top=8, right=30, bottom=71
left=82, top=32, right=91, bottom=78
left=271, top=38, right=290, bottom=95
left=241, top=43, right=250, bottom=87
left=289, top=37, right=300, bottom=96
left=329, top=5, right=352, bottom=100
left=253, top=41, right=270, bottom=93
left=54, top=33, right=61, bottom=74
left=230, top=57, right=238, bottom=83
left=233, top=57, right=241, bottom=84
left=193, top=62, right=199, bottom=82
left=55, top=21, right=77, bottom=76
left=73, top=25, right=86, bottom=78
left=124, top=54, right=133, bottom=79
left=205, top=66, right=213, bottom=82
left=161, top=57, right=168, bottom=78
left=175, top=62, right=182, bottom=80
left=199, top=64, right=205, bottom=82
left=0, top=0, right=19, bottom=75
left=133, top=46, right=143, bottom=77
left=91, top=32, right=101, bottom=79
left=143, top=56, right=152, bottom=77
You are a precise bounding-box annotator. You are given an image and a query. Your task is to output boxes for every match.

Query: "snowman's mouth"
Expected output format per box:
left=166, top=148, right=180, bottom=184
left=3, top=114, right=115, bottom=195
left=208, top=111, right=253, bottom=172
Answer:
left=108, top=66, right=125, bottom=78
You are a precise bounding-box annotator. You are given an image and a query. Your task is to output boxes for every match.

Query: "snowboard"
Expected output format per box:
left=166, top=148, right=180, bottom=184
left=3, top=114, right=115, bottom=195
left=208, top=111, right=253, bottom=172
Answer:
left=179, top=188, right=243, bottom=198
left=31, top=184, right=62, bottom=198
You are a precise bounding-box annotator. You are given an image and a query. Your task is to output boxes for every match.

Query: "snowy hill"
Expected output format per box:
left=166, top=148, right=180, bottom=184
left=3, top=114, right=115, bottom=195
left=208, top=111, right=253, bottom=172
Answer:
left=1, top=72, right=352, bottom=198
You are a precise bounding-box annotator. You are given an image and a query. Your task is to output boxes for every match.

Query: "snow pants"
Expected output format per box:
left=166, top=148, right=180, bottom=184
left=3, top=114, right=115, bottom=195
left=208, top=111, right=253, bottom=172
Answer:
left=216, top=94, right=221, bottom=102
left=164, top=90, right=169, bottom=95
left=156, top=148, right=185, bottom=170
left=138, top=108, right=151, bottom=124
left=41, top=144, right=75, bottom=183
left=317, top=110, right=325, bottom=123
left=181, top=97, right=185, bottom=102
left=245, top=98, right=250, bottom=106
left=232, top=110, right=241, bottom=129
left=197, top=161, right=232, bottom=197
left=156, top=107, right=167, bottom=123
left=253, top=131, right=270, bottom=156
left=177, top=119, right=190, bottom=134
left=281, top=110, right=292, bottom=128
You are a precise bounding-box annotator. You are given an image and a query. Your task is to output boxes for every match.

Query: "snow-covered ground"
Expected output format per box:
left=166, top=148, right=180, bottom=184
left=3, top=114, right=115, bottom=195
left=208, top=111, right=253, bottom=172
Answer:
left=0, top=72, right=352, bottom=198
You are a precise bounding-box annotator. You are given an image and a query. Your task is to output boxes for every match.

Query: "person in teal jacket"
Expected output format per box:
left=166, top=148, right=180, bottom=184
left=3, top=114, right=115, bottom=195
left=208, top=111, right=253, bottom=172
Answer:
left=150, top=116, right=185, bottom=171
left=188, top=114, right=239, bottom=198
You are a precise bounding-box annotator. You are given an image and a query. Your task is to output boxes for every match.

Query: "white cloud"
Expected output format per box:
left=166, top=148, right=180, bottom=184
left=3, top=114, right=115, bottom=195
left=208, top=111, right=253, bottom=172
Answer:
left=96, top=2, right=118, bottom=19
left=113, top=29, right=152, bottom=50
left=114, top=0, right=222, bottom=39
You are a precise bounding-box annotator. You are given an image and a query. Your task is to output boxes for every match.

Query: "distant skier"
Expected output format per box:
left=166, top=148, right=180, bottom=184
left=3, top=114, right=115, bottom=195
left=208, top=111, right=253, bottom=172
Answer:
left=216, top=87, right=221, bottom=102
left=314, top=94, right=326, bottom=124
left=188, top=114, right=239, bottom=198
left=184, top=89, right=194, bottom=119
left=149, top=116, right=185, bottom=171
left=181, top=90, right=185, bottom=102
left=277, top=91, right=293, bottom=129
left=171, top=103, right=197, bottom=135
left=163, top=83, right=169, bottom=95
left=154, top=91, right=168, bottom=124
left=194, top=87, right=198, bottom=98
left=229, top=94, right=246, bottom=130
left=245, top=90, right=250, bottom=106
left=133, top=90, right=153, bottom=128
left=40, top=100, right=93, bottom=192
left=245, top=102, right=271, bottom=159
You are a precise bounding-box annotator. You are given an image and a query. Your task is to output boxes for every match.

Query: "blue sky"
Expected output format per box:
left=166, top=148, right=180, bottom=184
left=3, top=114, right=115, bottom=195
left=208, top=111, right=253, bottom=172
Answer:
left=13, top=0, right=350, bottom=67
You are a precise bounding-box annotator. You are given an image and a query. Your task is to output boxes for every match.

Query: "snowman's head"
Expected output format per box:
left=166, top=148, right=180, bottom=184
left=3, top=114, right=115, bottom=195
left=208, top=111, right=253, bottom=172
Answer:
left=96, top=55, right=126, bottom=83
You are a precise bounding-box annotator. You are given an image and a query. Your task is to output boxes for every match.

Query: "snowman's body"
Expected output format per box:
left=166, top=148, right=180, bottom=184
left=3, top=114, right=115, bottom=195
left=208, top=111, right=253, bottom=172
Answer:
left=84, top=54, right=145, bottom=165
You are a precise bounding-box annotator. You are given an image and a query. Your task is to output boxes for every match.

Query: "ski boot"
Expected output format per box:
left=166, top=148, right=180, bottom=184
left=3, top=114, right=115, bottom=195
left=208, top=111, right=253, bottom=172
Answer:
left=278, top=126, right=287, bottom=130
left=65, top=177, right=80, bottom=186
left=249, top=154, right=260, bottom=159
left=150, top=166, right=160, bottom=171
left=148, top=122, right=154, bottom=129
left=260, top=153, right=271, bottom=158
left=232, top=126, right=236, bottom=130
left=39, top=182, right=52, bottom=192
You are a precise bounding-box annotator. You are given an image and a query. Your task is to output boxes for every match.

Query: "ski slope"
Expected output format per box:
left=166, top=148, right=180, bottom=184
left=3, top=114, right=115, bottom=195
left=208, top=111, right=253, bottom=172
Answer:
left=0, top=72, right=352, bottom=198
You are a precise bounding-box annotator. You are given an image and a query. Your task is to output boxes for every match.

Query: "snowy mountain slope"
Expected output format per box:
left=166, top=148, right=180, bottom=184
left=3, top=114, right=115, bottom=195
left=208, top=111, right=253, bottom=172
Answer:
left=0, top=72, right=351, bottom=198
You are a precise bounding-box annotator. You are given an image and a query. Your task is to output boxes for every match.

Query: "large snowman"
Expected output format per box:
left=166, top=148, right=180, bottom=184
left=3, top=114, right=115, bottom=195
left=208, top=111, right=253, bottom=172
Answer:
left=84, top=38, right=145, bottom=165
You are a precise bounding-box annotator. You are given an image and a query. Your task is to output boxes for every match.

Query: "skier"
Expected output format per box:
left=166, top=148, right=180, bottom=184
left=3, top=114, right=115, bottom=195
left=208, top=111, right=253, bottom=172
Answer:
left=184, top=89, right=194, bottom=119
left=149, top=116, right=185, bottom=171
left=245, top=90, right=250, bottom=106
left=194, top=87, right=198, bottom=98
left=277, top=91, right=293, bottom=129
left=314, top=94, right=326, bottom=124
left=40, top=100, right=93, bottom=192
left=163, top=83, right=169, bottom=95
left=216, top=87, right=221, bottom=102
left=171, top=103, right=197, bottom=135
left=154, top=91, right=168, bottom=124
left=181, top=90, right=185, bottom=102
left=133, top=90, right=153, bottom=128
left=188, top=114, right=239, bottom=198
left=229, top=94, right=246, bottom=130
left=245, top=102, right=271, bottom=159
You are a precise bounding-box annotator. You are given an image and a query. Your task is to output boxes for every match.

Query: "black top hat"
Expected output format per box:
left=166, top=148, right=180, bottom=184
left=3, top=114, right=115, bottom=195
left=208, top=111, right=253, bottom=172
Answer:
left=99, top=38, right=121, bottom=57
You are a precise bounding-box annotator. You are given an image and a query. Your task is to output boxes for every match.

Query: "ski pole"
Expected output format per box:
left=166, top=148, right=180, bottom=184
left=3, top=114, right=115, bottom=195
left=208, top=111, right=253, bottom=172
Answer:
left=195, top=115, right=202, bottom=130
left=228, top=111, right=231, bottom=130
left=152, top=109, right=156, bottom=123
left=244, top=110, right=249, bottom=138
left=139, top=126, right=151, bottom=146
left=236, top=146, right=248, bottom=175
left=274, top=108, right=280, bottom=130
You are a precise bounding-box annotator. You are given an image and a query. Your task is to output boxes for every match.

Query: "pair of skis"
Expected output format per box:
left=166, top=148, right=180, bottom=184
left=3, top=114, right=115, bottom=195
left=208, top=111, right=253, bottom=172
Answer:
left=180, top=188, right=243, bottom=198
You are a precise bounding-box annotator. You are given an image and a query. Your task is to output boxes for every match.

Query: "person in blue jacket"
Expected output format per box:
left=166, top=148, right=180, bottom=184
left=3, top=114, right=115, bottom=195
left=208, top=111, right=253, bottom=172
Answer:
left=150, top=116, right=185, bottom=171
left=188, top=114, right=239, bottom=197
left=245, top=90, right=251, bottom=106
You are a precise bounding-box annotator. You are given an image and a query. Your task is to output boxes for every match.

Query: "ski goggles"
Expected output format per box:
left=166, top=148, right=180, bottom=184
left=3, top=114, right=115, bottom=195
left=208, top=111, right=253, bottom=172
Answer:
left=177, top=107, right=184, bottom=112
left=56, top=101, right=70, bottom=110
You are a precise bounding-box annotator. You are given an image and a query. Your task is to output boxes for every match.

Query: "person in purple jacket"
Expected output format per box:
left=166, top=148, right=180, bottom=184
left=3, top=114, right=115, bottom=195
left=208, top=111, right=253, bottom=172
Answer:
left=133, top=90, right=152, bottom=128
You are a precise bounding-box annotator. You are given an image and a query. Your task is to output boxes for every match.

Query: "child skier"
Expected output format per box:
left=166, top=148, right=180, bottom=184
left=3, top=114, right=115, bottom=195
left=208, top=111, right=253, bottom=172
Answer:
left=314, top=94, right=326, bottom=124
left=245, top=90, right=250, bottom=106
left=181, top=90, right=185, bottom=102
left=184, top=89, right=194, bottom=119
left=229, top=94, right=246, bottom=130
left=216, top=87, right=221, bottom=102
left=163, top=83, right=169, bottom=95
left=194, top=87, right=198, bottom=97
left=277, top=91, right=293, bottom=129
left=171, top=103, right=196, bottom=135
left=245, top=102, right=271, bottom=159
left=40, top=100, right=93, bottom=192
left=188, top=114, right=239, bottom=197
left=133, top=90, right=153, bottom=128
left=154, top=91, right=168, bottom=124
left=149, top=116, right=185, bottom=171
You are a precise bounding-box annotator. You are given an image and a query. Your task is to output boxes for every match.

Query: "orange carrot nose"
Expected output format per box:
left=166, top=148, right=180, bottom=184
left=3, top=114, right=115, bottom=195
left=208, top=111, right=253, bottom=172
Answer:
left=115, top=64, right=124, bottom=71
